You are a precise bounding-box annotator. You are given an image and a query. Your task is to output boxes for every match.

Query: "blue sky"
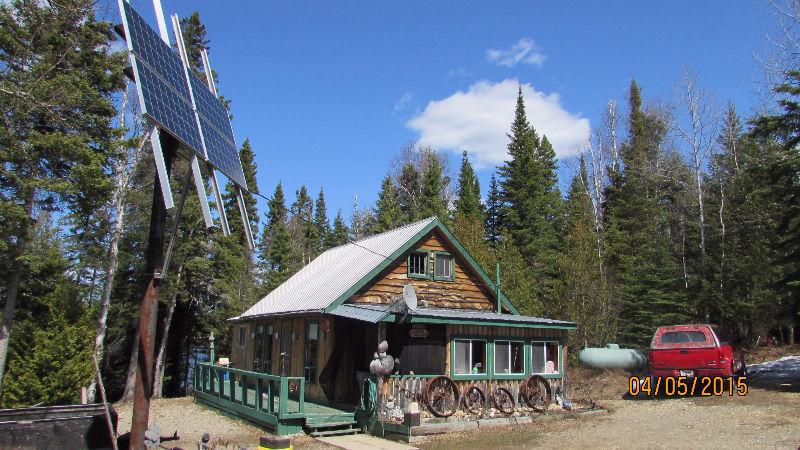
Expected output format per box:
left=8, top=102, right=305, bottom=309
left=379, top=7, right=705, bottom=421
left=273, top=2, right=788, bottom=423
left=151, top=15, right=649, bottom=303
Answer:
left=118, top=0, right=775, bottom=225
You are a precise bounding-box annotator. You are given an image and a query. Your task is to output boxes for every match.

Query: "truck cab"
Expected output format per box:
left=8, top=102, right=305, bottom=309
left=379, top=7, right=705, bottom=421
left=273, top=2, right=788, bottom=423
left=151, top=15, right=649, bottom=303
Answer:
left=650, top=324, right=745, bottom=378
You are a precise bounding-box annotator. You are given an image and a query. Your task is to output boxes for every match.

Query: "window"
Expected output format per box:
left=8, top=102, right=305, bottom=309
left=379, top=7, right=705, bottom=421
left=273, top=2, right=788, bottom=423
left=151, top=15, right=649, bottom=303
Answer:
left=408, top=252, right=429, bottom=278
left=433, top=253, right=454, bottom=281
left=453, top=339, right=486, bottom=375
left=494, top=341, right=524, bottom=374
left=304, top=322, right=319, bottom=383
left=238, top=327, right=245, bottom=347
left=531, top=341, right=560, bottom=374
left=661, top=331, right=708, bottom=345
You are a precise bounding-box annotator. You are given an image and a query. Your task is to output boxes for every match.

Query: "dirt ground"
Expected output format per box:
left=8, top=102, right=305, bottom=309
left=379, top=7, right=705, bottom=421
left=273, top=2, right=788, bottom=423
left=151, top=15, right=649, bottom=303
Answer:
left=115, top=397, right=331, bottom=450
left=115, top=346, right=800, bottom=449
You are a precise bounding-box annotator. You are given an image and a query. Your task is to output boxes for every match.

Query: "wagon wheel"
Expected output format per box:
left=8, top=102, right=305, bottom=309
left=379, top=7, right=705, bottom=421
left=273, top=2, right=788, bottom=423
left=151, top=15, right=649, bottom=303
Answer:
left=492, top=387, right=515, bottom=416
left=522, top=375, right=552, bottom=411
left=423, top=375, right=459, bottom=418
left=463, top=385, right=486, bottom=414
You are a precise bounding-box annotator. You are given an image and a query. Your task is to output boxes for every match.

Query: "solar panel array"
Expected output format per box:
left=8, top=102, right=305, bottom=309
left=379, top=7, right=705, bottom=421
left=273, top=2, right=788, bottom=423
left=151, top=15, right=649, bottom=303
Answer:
left=120, top=2, right=247, bottom=189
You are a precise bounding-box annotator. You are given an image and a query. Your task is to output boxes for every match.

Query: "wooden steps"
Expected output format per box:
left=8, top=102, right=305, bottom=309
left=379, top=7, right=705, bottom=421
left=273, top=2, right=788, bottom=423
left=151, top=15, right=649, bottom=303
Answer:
left=304, top=413, right=360, bottom=437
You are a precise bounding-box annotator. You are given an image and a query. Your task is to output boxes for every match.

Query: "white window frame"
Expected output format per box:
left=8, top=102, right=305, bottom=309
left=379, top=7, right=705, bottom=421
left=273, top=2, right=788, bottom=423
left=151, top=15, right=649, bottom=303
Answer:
left=453, top=338, right=487, bottom=375
left=493, top=340, right=525, bottom=375
left=531, top=340, right=561, bottom=375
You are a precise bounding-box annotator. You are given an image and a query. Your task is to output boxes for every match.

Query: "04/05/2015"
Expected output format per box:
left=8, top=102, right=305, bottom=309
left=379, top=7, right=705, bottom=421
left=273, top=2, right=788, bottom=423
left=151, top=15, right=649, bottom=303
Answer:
left=628, top=376, right=748, bottom=397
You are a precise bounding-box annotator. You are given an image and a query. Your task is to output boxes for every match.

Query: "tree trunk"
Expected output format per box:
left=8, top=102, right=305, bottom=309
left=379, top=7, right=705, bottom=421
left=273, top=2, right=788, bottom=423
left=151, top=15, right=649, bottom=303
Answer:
left=153, top=263, right=184, bottom=398
left=120, top=326, right=140, bottom=402
left=0, top=186, right=35, bottom=392
left=88, top=85, right=145, bottom=402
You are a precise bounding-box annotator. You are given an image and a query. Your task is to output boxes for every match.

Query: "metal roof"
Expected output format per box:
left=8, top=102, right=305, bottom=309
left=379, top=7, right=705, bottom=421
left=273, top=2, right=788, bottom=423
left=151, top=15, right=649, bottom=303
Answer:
left=328, top=304, right=390, bottom=323
left=404, top=307, right=576, bottom=327
left=237, top=217, right=436, bottom=318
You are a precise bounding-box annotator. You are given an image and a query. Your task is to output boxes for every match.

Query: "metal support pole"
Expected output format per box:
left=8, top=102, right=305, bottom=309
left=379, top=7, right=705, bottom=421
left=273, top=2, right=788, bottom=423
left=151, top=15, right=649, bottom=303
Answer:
left=129, top=130, right=177, bottom=450
left=496, top=262, right=501, bottom=314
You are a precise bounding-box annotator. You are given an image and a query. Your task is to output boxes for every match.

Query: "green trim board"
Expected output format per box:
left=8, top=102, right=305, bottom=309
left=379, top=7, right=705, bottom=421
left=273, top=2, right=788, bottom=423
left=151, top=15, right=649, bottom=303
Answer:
left=432, top=251, right=455, bottom=281
left=407, top=251, right=430, bottom=279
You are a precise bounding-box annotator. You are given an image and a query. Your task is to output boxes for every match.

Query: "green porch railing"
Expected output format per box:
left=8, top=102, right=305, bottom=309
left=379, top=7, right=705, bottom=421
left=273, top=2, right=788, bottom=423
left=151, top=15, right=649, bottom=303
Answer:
left=193, top=363, right=306, bottom=434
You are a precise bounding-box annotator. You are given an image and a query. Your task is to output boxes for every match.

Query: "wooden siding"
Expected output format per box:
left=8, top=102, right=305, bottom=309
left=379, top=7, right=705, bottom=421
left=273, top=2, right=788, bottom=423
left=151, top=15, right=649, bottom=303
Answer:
left=230, top=314, right=339, bottom=403
left=350, top=230, right=495, bottom=310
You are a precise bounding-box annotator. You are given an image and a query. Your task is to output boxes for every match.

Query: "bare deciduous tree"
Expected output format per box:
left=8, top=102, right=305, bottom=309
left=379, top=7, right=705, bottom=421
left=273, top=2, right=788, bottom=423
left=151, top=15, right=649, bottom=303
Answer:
left=673, top=67, right=717, bottom=260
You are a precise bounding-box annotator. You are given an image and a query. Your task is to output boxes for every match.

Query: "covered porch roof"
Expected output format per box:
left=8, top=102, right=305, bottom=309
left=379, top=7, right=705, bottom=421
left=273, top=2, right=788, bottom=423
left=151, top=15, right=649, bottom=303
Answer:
left=329, top=303, right=576, bottom=330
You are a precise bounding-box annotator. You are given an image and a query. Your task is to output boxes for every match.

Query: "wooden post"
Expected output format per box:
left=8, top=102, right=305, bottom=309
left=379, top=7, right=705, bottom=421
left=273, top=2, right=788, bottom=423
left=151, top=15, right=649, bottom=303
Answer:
left=129, top=130, right=177, bottom=450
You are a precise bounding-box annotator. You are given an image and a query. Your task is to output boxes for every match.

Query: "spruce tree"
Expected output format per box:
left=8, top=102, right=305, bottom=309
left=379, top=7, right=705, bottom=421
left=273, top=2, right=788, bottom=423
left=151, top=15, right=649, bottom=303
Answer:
left=223, top=139, right=260, bottom=245
left=603, top=80, right=688, bottom=347
left=373, top=175, right=404, bottom=232
left=397, top=163, right=421, bottom=222
left=419, top=150, right=449, bottom=220
left=454, top=151, right=483, bottom=221
left=484, top=174, right=503, bottom=244
left=290, top=186, right=315, bottom=264
left=0, top=0, right=125, bottom=390
left=497, top=87, right=563, bottom=306
left=313, top=188, right=330, bottom=254
left=257, top=183, right=295, bottom=292
left=328, top=210, right=350, bottom=248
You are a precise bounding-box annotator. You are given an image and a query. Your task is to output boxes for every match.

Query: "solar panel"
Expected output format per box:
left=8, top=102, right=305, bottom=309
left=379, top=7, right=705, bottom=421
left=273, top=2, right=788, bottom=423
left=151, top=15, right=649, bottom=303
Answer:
left=189, top=71, right=248, bottom=188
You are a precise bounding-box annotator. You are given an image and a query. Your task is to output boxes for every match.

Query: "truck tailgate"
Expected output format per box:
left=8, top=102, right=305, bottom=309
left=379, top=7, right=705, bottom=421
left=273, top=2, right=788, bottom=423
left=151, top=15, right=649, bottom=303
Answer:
left=651, top=348, right=719, bottom=370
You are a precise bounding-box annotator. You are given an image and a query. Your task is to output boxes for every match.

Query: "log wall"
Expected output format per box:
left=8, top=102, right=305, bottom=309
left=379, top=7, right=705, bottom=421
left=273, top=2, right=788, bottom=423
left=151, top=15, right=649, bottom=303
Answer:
left=350, top=231, right=495, bottom=310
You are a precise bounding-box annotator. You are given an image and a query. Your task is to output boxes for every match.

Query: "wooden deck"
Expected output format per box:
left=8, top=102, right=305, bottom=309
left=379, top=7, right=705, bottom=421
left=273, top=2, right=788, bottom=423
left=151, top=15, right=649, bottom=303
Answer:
left=193, top=363, right=357, bottom=436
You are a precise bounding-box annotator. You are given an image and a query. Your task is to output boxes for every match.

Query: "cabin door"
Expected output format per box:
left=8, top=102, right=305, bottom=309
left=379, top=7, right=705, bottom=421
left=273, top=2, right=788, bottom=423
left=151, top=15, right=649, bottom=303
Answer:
left=252, top=323, right=274, bottom=373
left=279, top=321, right=292, bottom=376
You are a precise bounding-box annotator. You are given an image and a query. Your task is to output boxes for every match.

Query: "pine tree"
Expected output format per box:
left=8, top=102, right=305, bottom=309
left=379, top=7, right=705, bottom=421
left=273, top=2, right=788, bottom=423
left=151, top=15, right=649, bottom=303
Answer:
left=397, top=163, right=421, bottom=222
left=454, top=151, right=483, bottom=222
left=497, top=86, right=563, bottom=306
left=484, top=174, right=503, bottom=244
left=373, top=175, right=404, bottom=233
left=0, top=0, right=125, bottom=390
left=328, top=210, right=350, bottom=248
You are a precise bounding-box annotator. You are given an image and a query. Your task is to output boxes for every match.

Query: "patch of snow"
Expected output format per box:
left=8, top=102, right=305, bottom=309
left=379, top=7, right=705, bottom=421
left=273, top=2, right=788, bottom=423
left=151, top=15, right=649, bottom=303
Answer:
left=747, top=355, right=800, bottom=388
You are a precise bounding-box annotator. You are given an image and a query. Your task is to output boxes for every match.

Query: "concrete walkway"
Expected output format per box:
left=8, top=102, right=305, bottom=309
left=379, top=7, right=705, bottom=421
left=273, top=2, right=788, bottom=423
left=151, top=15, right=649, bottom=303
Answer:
left=315, top=434, right=418, bottom=450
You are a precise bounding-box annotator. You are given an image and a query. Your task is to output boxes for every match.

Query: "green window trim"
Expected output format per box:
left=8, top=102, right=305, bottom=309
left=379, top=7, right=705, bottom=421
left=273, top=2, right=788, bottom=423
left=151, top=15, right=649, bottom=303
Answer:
left=492, top=340, right=525, bottom=376
left=432, top=251, right=455, bottom=281
left=450, top=338, right=488, bottom=380
left=530, top=340, right=563, bottom=378
left=407, top=251, right=430, bottom=279
left=449, top=336, right=564, bottom=381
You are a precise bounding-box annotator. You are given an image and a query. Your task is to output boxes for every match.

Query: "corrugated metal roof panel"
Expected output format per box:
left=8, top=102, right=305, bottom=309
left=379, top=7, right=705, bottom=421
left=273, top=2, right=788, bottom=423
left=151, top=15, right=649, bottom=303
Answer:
left=408, top=308, right=576, bottom=327
left=329, top=304, right=390, bottom=323
left=239, top=217, right=435, bottom=317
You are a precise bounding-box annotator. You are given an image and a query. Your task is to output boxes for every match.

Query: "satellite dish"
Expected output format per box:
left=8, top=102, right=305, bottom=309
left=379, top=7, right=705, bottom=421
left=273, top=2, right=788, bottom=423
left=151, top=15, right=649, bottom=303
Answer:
left=403, top=284, right=418, bottom=310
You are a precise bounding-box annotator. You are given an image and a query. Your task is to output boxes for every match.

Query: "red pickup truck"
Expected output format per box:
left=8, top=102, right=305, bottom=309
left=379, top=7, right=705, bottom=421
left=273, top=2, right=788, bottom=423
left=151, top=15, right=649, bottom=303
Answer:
left=649, top=324, right=746, bottom=378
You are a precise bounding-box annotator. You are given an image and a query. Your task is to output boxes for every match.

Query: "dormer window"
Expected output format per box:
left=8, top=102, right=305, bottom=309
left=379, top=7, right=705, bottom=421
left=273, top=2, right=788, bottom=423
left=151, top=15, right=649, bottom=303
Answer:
left=408, top=252, right=428, bottom=278
left=434, top=252, right=454, bottom=281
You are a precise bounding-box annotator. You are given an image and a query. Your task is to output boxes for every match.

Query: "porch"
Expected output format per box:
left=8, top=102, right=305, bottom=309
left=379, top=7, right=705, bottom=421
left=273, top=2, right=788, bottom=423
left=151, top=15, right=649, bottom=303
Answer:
left=193, top=363, right=357, bottom=436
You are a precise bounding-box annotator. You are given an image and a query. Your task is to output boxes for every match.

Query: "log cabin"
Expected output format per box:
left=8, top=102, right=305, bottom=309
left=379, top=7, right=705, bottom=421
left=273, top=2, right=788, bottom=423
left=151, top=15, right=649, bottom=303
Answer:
left=196, top=217, right=576, bottom=436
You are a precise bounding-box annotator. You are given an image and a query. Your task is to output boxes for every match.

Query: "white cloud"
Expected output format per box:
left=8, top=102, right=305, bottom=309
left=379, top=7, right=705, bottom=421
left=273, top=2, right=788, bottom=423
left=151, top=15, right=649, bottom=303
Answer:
left=486, top=38, right=545, bottom=68
left=407, top=79, right=590, bottom=167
